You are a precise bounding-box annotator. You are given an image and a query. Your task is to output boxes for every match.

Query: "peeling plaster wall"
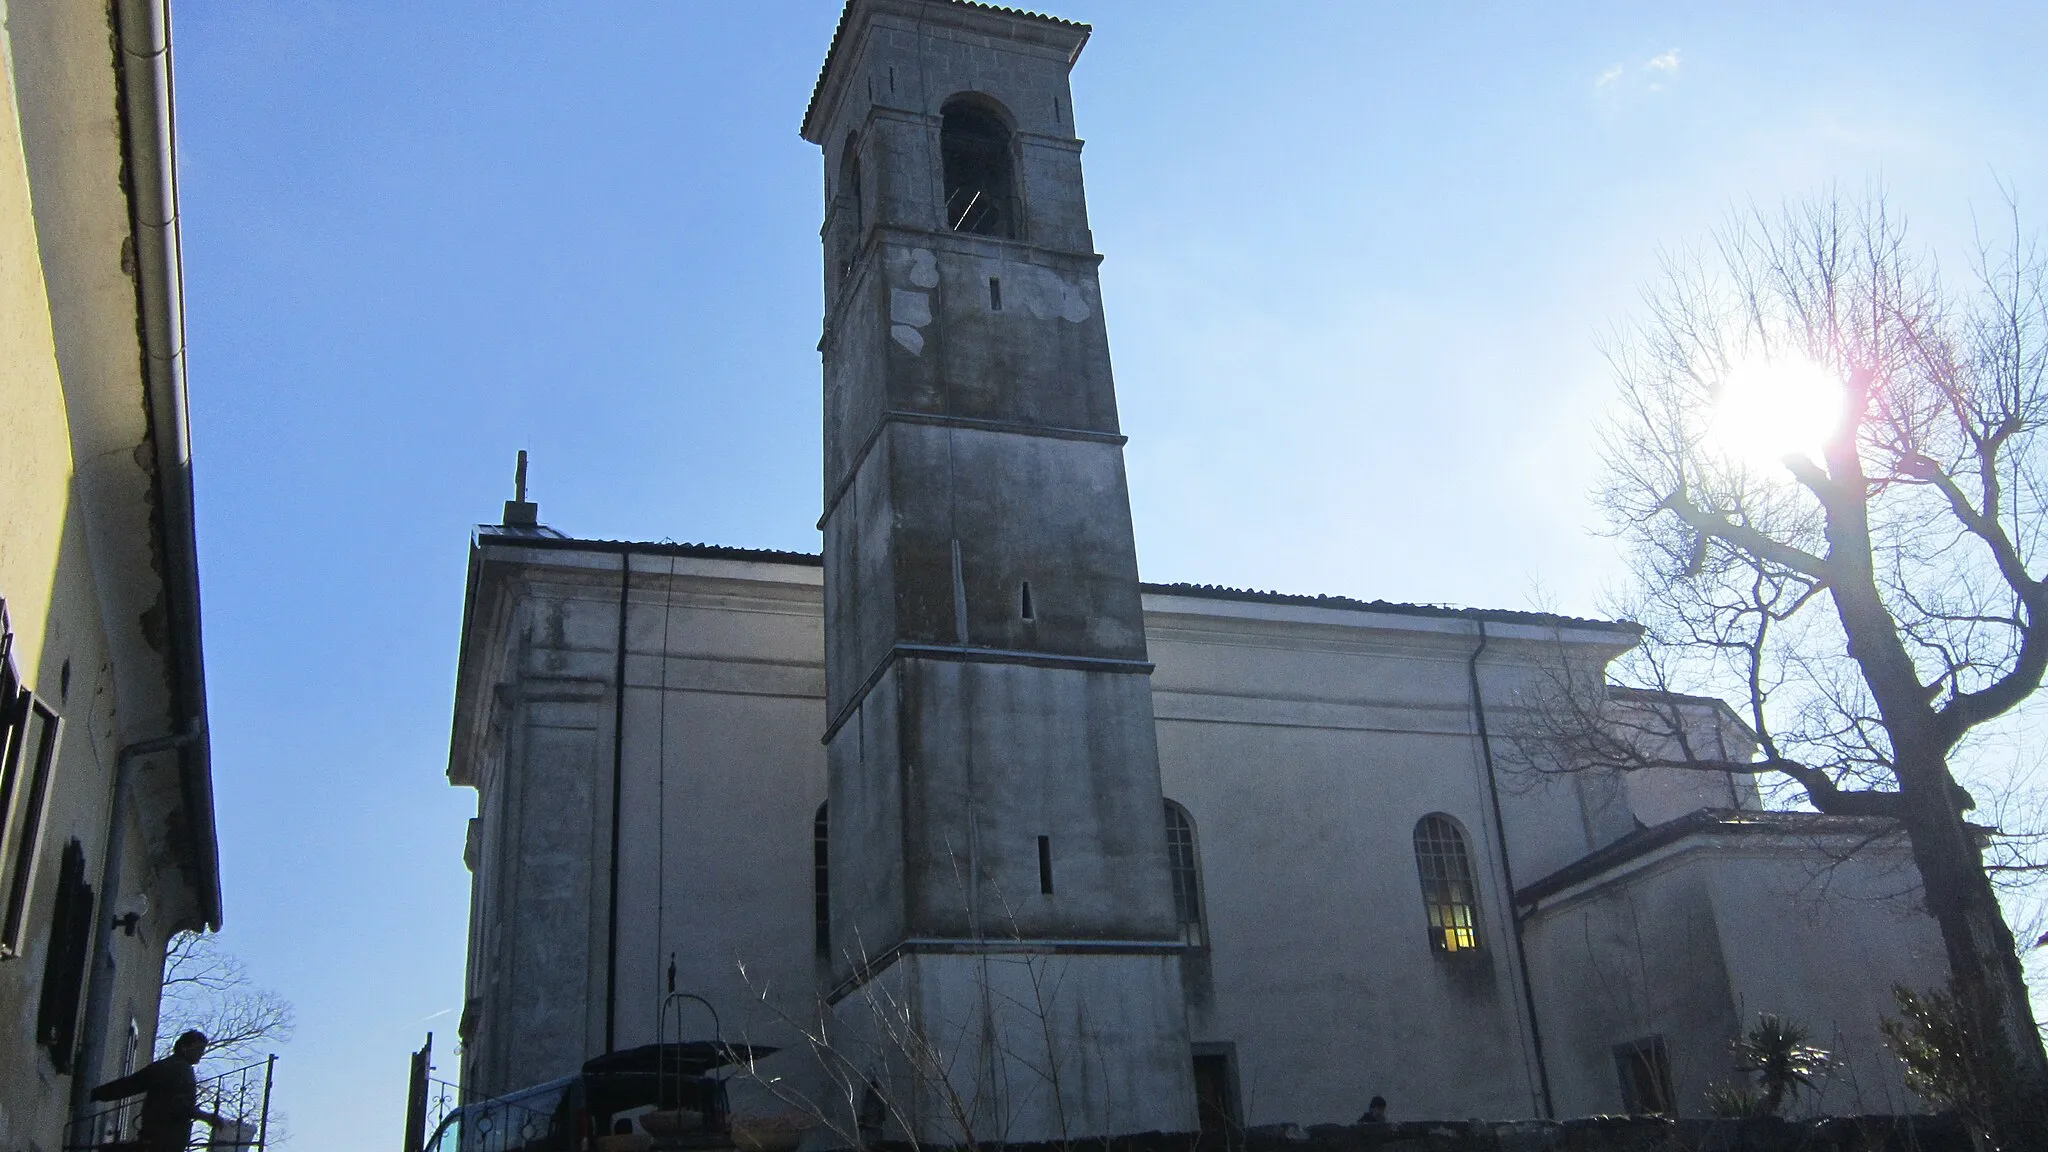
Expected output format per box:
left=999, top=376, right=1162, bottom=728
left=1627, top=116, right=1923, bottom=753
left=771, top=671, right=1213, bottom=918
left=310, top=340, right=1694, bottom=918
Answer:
left=807, top=4, right=1198, bottom=1139
left=824, top=950, right=1197, bottom=1141
left=0, top=3, right=201, bottom=1146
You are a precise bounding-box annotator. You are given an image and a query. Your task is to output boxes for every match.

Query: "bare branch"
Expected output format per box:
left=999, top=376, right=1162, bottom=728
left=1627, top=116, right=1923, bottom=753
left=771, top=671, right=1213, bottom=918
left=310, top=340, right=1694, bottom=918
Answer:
left=1563, top=187, right=2048, bottom=1140
left=156, top=932, right=295, bottom=1069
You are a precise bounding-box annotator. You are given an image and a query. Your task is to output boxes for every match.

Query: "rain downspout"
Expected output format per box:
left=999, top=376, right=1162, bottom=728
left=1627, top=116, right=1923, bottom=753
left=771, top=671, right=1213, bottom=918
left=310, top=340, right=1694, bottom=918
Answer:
left=606, top=549, right=634, bottom=1053
left=72, top=725, right=201, bottom=1119
left=1468, top=619, right=1555, bottom=1118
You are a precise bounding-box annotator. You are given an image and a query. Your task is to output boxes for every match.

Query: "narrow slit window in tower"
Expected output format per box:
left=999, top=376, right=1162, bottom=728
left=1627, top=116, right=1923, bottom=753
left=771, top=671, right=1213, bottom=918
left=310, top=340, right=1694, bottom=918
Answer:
left=1019, top=580, right=1033, bottom=620
left=989, top=277, right=1002, bottom=311
left=1038, top=836, right=1053, bottom=894
left=813, top=803, right=830, bottom=958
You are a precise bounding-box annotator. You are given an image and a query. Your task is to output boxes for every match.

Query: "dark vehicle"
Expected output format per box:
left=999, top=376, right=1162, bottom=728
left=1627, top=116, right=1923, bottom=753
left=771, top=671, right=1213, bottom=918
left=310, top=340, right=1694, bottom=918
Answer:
left=421, top=1043, right=771, bottom=1152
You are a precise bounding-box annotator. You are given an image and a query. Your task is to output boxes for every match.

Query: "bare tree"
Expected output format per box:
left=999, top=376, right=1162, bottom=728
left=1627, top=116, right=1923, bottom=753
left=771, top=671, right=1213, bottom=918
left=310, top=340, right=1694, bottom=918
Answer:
left=157, top=931, right=295, bottom=1067
left=150, top=932, right=294, bottom=1146
left=1549, top=191, right=2048, bottom=1146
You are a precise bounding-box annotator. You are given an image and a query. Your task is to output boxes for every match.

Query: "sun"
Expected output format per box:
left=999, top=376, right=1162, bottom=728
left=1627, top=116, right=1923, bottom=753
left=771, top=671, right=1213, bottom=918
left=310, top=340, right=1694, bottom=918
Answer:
left=1709, top=353, right=1845, bottom=469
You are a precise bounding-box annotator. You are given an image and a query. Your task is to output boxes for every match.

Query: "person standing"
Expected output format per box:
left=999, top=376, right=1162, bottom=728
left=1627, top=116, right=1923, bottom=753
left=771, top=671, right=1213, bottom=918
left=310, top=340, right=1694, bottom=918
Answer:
left=90, top=1030, right=225, bottom=1151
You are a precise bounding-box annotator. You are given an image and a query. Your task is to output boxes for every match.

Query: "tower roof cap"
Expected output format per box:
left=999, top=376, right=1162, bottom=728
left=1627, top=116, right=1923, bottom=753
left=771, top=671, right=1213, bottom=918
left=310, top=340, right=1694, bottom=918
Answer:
left=802, top=0, right=1091, bottom=143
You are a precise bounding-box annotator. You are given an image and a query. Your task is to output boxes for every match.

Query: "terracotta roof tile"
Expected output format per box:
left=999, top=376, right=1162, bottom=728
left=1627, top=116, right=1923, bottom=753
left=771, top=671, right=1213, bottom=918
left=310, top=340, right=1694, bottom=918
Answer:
left=801, top=0, right=1090, bottom=140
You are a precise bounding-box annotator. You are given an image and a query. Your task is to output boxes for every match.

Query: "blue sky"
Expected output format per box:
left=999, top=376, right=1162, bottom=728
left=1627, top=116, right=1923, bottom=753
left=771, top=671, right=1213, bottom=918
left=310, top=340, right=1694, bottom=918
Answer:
left=169, top=3, right=2048, bottom=1146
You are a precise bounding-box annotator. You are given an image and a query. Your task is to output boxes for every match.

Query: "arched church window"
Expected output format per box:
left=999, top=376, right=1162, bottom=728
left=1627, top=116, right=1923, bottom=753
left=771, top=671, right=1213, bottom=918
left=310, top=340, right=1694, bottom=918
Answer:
left=1164, top=800, right=1205, bottom=947
left=839, top=132, right=863, bottom=237
left=940, top=96, right=1017, bottom=238
left=1413, top=814, right=1480, bottom=954
left=814, top=802, right=830, bottom=959
left=833, top=133, right=863, bottom=281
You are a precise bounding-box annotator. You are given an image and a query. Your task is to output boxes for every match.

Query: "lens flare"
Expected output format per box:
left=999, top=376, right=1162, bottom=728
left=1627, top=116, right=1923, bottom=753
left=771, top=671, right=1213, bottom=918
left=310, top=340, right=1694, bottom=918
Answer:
left=1709, top=354, right=1844, bottom=469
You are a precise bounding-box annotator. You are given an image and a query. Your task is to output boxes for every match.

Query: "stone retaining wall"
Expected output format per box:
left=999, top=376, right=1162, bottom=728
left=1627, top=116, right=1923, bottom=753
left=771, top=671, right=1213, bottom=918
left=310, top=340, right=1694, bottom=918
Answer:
left=867, top=1115, right=1971, bottom=1152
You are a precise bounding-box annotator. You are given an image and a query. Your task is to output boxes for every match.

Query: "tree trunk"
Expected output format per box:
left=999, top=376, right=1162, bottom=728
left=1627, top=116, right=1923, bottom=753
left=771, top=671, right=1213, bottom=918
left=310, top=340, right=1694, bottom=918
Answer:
left=1901, top=755, right=2048, bottom=1150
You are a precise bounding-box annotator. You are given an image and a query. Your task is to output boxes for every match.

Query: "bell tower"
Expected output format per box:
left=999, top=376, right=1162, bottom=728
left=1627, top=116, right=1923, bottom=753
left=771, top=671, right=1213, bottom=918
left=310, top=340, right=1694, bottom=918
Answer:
left=802, top=0, right=1197, bottom=1139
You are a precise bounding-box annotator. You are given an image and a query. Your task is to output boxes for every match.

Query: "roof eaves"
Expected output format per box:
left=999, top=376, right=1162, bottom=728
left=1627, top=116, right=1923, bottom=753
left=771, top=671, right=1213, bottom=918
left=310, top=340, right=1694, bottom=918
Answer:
left=1515, top=809, right=1905, bottom=906
left=1139, top=582, right=1638, bottom=634
left=117, top=0, right=219, bottom=929
left=1606, top=685, right=1759, bottom=743
left=468, top=536, right=1630, bottom=627
left=801, top=0, right=1091, bottom=141
left=473, top=526, right=825, bottom=568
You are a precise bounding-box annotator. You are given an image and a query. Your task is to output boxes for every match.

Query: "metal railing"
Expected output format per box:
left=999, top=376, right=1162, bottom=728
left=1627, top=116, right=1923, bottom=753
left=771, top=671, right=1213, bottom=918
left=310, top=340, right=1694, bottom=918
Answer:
left=422, top=1075, right=464, bottom=1134
left=65, top=1055, right=275, bottom=1151
left=417, top=1076, right=558, bottom=1152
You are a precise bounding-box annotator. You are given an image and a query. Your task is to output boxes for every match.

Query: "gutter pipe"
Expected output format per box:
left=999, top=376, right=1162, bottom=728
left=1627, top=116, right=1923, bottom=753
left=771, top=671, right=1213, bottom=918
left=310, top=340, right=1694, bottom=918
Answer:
left=112, top=0, right=219, bottom=928
left=67, top=0, right=219, bottom=1117
left=1468, top=619, right=1556, bottom=1118
left=606, top=550, right=634, bottom=1053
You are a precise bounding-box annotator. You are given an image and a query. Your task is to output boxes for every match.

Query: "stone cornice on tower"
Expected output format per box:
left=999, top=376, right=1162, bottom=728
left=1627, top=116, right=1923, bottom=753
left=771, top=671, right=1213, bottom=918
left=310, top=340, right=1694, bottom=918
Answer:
left=801, top=0, right=1090, bottom=143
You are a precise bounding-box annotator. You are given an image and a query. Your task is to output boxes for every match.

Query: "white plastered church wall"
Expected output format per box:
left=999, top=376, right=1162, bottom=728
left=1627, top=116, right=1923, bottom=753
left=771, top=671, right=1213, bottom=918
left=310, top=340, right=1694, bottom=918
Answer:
left=448, top=544, right=1951, bottom=1126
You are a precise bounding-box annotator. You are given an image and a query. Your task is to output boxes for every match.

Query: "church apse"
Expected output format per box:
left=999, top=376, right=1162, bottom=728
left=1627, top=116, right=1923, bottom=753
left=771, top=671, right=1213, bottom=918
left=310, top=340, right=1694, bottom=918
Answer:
left=803, top=0, right=1198, bottom=1139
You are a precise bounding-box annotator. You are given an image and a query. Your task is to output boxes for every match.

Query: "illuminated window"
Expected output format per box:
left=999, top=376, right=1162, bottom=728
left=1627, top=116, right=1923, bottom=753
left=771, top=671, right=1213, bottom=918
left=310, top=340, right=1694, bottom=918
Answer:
left=1413, top=814, right=1480, bottom=954
left=1164, top=800, right=1205, bottom=947
left=940, top=96, right=1017, bottom=238
left=813, top=803, right=830, bottom=959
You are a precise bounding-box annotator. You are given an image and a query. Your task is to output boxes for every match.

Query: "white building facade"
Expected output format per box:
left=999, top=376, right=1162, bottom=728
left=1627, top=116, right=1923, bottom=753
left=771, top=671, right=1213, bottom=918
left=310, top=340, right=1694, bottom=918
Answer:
left=446, top=534, right=1946, bottom=1129
left=0, top=4, right=220, bottom=1149
left=443, top=0, right=1948, bottom=1137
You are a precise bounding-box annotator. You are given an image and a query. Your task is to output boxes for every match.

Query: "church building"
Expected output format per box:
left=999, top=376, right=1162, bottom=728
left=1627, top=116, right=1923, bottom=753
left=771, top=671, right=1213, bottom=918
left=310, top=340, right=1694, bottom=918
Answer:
left=443, top=0, right=1949, bottom=1139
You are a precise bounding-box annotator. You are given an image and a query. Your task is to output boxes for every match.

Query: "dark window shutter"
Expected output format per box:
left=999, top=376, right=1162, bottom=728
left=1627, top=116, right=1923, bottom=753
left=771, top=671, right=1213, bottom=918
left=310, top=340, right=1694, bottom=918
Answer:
left=37, top=838, right=94, bottom=1071
left=0, top=677, right=31, bottom=863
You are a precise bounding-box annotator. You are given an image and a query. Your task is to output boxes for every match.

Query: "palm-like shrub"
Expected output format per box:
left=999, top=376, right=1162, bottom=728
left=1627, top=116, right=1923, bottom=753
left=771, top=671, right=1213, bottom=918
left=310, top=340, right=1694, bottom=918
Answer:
left=1733, top=1014, right=1835, bottom=1116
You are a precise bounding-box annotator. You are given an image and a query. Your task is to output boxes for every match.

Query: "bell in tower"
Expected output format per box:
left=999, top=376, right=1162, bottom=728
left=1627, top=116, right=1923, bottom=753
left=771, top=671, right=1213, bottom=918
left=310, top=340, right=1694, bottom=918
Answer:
left=802, top=0, right=1199, bottom=1140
